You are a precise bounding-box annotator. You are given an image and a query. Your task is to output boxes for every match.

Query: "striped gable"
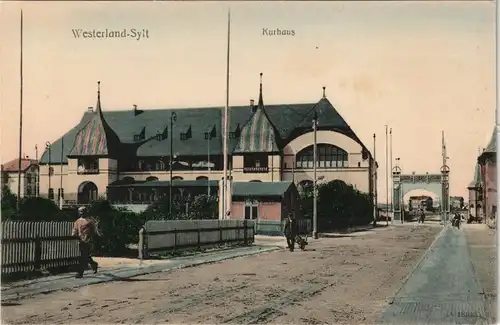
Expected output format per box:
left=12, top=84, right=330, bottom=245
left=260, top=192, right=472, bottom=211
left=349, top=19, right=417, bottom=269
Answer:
left=234, top=109, right=279, bottom=153
left=70, top=116, right=109, bottom=156
left=234, top=73, right=279, bottom=154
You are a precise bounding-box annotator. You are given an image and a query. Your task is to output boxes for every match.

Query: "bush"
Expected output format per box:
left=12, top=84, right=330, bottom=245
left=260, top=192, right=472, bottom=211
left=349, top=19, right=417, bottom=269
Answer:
left=298, top=180, right=375, bottom=231
left=87, top=200, right=143, bottom=256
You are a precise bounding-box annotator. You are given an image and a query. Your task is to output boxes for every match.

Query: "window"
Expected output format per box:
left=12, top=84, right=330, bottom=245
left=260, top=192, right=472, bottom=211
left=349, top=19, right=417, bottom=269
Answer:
left=58, top=188, right=65, bottom=199
left=244, top=204, right=258, bottom=220
left=48, top=188, right=54, bottom=199
left=156, top=160, right=165, bottom=170
left=244, top=154, right=268, bottom=168
left=296, top=144, right=348, bottom=169
left=180, top=133, right=187, bottom=140
left=48, top=167, right=54, bottom=176
left=27, top=174, right=32, bottom=184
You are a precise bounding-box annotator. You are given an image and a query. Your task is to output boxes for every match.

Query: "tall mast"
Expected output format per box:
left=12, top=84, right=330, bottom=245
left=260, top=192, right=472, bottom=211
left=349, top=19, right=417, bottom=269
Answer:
left=222, top=8, right=231, bottom=219
left=17, top=10, right=24, bottom=211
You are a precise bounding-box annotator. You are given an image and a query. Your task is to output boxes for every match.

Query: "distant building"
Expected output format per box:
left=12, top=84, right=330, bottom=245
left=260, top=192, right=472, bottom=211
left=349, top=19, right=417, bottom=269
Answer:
left=467, top=162, right=482, bottom=219
left=38, top=80, right=377, bottom=220
left=1, top=158, right=39, bottom=198
left=478, top=129, right=497, bottom=223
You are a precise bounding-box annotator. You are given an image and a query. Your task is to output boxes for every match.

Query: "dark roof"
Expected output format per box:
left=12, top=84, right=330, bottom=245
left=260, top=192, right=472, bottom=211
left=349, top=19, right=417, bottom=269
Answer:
left=108, top=179, right=219, bottom=188
left=232, top=181, right=293, bottom=197
left=1, top=158, right=38, bottom=172
left=235, top=77, right=279, bottom=154
left=478, top=127, right=496, bottom=163
left=467, top=163, right=482, bottom=189
left=40, top=91, right=372, bottom=163
left=484, top=128, right=496, bottom=153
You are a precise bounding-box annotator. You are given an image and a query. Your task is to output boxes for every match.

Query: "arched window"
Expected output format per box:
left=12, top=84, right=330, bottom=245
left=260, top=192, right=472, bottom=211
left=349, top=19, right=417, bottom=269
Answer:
left=196, top=176, right=208, bottom=180
left=172, top=176, right=184, bottom=181
left=146, top=176, right=159, bottom=182
left=296, top=144, right=348, bottom=168
left=156, top=160, right=165, bottom=171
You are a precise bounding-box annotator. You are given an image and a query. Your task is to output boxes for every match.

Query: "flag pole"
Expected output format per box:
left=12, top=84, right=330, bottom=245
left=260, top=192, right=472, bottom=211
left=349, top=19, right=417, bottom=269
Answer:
left=389, top=128, right=393, bottom=216
left=17, top=10, right=24, bottom=211
left=385, top=125, right=389, bottom=225
left=222, top=8, right=231, bottom=219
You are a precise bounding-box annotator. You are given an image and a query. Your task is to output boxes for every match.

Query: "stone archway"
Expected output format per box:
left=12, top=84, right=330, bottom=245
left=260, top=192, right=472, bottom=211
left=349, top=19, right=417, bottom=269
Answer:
left=78, top=181, right=98, bottom=204
left=392, top=167, right=450, bottom=224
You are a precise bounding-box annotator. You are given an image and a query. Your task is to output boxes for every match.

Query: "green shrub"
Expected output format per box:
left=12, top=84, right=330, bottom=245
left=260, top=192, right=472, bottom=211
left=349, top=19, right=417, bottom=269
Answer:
left=299, top=180, right=375, bottom=231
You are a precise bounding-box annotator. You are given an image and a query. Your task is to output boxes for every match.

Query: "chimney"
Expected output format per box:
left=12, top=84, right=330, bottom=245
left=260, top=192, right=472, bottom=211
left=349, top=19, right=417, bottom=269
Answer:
left=250, top=99, right=256, bottom=113
left=87, top=106, right=93, bottom=112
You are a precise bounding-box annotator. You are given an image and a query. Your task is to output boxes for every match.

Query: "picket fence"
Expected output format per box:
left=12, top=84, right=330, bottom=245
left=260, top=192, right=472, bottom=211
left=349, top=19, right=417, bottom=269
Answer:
left=138, top=219, right=255, bottom=259
left=1, top=221, right=80, bottom=276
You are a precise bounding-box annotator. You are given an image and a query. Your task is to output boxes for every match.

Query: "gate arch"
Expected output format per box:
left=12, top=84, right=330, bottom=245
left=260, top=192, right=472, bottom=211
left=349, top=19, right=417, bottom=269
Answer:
left=392, top=168, right=450, bottom=223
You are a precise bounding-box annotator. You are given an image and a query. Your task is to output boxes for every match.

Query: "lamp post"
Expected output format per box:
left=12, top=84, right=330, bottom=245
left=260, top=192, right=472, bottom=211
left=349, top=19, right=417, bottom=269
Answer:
left=169, top=112, right=177, bottom=218
left=59, top=137, right=64, bottom=209
left=45, top=141, right=52, bottom=200
left=35, top=144, right=38, bottom=197
left=395, top=157, right=401, bottom=223
left=205, top=130, right=214, bottom=196
left=312, top=110, right=318, bottom=239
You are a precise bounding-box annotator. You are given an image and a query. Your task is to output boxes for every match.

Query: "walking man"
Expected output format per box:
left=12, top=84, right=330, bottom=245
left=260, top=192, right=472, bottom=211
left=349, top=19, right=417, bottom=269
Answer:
left=72, top=206, right=100, bottom=278
left=283, top=212, right=298, bottom=252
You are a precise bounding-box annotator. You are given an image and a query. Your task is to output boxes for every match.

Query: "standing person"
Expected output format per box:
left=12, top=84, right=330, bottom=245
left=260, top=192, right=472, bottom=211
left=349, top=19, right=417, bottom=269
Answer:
left=283, top=212, right=298, bottom=252
left=420, top=209, right=425, bottom=224
left=72, top=206, right=100, bottom=278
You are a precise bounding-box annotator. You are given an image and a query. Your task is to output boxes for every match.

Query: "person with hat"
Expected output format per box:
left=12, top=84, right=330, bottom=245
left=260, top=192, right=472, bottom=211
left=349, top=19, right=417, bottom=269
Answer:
left=72, top=206, right=100, bottom=278
left=283, top=211, right=298, bottom=252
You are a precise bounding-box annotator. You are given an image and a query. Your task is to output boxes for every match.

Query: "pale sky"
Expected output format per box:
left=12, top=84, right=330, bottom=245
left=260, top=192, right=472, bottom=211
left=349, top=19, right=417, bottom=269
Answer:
left=0, top=1, right=495, bottom=201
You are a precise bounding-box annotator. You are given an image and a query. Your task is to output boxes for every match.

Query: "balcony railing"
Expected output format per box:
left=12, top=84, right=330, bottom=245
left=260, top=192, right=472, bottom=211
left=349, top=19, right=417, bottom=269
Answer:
left=77, top=168, right=100, bottom=175
left=243, top=166, right=269, bottom=173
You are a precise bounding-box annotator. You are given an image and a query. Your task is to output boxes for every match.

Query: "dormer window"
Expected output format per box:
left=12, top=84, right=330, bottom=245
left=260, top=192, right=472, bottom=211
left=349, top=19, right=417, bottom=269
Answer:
left=205, top=125, right=216, bottom=140
left=134, top=127, right=146, bottom=142
left=156, top=134, right=162, bottom=141
left=229, top=124, right=241, bottom=139
left=180, top=125, right=192, bottom=141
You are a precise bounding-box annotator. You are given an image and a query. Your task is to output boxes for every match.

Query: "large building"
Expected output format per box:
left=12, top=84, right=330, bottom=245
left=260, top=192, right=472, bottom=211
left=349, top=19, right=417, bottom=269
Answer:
left=1, top=158, right=39, bottom=197
left=478, top=128, right=497, bottom=224
left=38, top=79, right=377, bottom=219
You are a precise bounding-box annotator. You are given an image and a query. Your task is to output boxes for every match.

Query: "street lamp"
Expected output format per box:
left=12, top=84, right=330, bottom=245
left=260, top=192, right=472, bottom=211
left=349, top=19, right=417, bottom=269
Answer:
left=312, top=109, right=319, bottom=239
left=169, top=112, right=177, bottom=217
left=395, top=157, right=401, bottom=223
left=45, top=141, right=52, bottom=200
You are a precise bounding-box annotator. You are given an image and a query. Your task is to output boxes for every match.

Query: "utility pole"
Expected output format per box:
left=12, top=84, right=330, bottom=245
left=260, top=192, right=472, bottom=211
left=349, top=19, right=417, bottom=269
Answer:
left=16, top=10, right=24, bottom=211
left=385, top=125, right=389, bottom=225
left=389, top=128, right=393, bottom=216
left=373, top=133, right=377, bottom=226
left=35, top=144, right=38, bottom=197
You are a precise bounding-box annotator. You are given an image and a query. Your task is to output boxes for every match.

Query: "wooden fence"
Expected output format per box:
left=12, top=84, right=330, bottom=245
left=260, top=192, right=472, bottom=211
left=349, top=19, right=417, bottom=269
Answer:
left=254, top=219, right=312, bottom=236
left=1, top=221, right=80, bottom=276
left=138, top=219, right=255, bottom=259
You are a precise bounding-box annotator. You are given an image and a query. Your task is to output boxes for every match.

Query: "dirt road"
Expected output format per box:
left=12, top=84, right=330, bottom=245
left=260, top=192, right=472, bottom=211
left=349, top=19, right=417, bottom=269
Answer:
left=2, top=225, right=440, bottom=325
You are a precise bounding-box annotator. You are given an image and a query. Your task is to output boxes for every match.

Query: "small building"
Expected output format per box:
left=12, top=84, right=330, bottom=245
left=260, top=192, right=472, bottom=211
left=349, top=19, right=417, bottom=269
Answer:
left=229, top=181, right=300, bottom=221
left=478, top=128, right=497, bottom=223
left=1, top=157, right=39, bottom=197
left=467, top=162, right=483, bottom=219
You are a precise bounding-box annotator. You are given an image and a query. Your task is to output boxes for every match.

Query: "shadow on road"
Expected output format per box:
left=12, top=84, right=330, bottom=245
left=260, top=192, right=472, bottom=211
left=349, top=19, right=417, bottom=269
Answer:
left=101, top=273, right=170, bottom=282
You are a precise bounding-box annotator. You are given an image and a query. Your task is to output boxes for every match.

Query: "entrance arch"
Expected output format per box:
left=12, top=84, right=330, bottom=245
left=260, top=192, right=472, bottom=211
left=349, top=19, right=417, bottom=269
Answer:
left=392, top=167, right=450, bottom=224
left=78, top=181, right=98, bottom=204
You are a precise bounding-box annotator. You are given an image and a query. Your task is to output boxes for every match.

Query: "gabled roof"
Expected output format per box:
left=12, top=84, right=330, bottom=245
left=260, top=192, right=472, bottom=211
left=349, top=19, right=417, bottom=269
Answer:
left=40, top=85, right=373, bottom=163
left=467, top=163, right=482, bottom=189
left=69, top=82, right=121, bottom=157
left=478, top=127, right=497, bottom=163
left=232, top=181, right=294, bottom=197
left=1, top=158, right=38, bottom=173
left=234, top=74, right=279, bottom=154
left=484, top=128, right=496, bottom=153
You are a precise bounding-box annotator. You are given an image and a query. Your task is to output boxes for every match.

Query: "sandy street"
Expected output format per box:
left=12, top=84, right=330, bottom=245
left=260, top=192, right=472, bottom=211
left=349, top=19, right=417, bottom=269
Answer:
left=463, top=224, right=497, bottom=324
left=2, top=225, right=440, bottom=325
